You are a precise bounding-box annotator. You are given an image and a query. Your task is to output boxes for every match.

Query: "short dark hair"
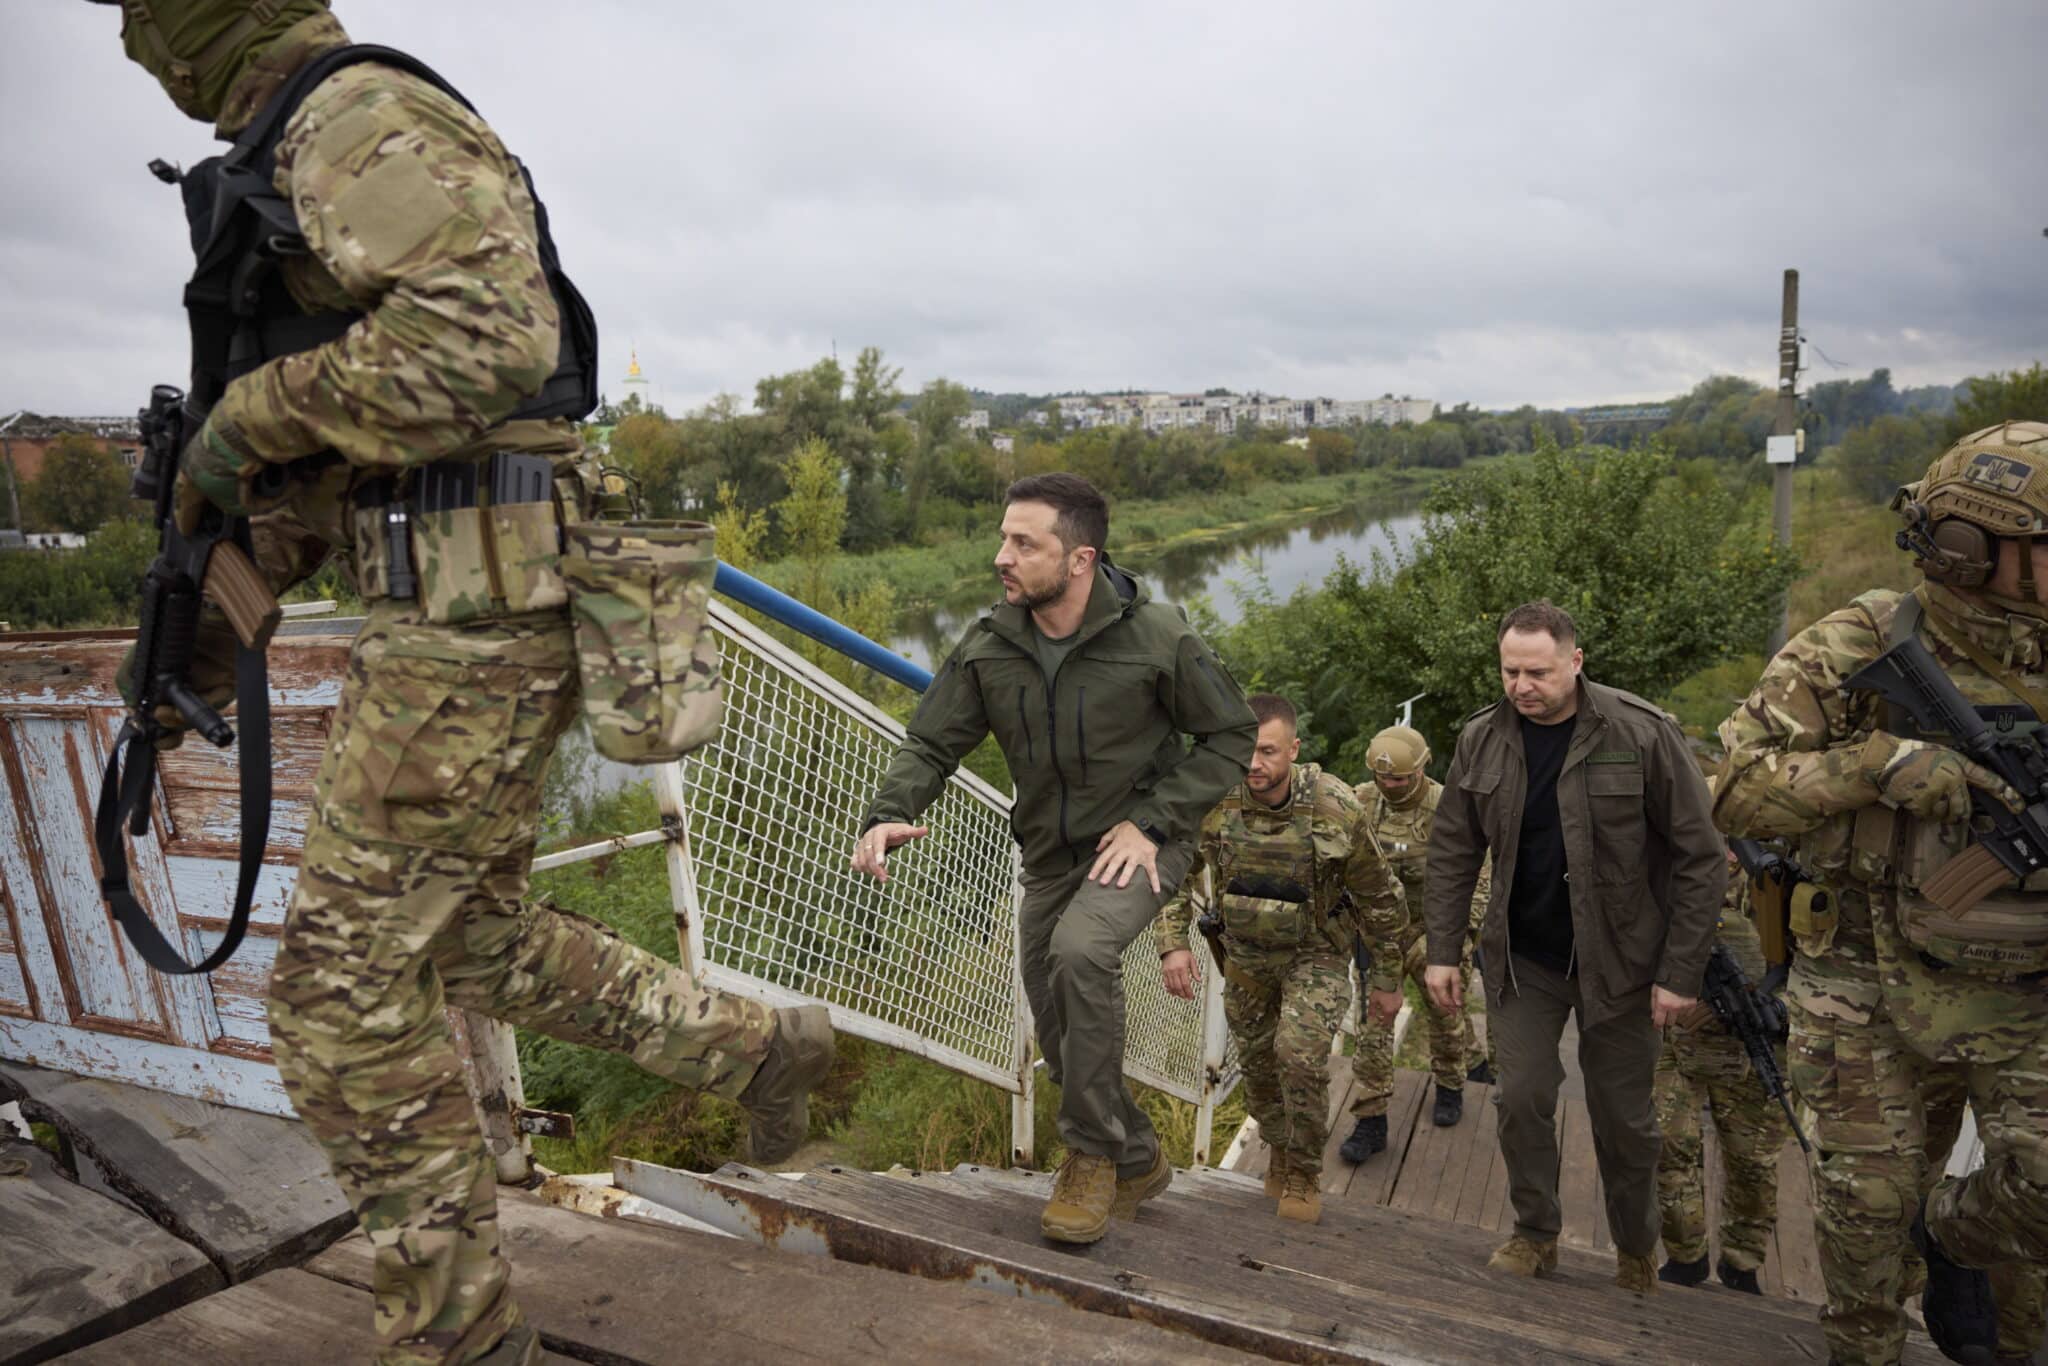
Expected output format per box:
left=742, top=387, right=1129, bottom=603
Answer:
left=1498, top=599, right=1578, bottom=646
left=1247, top=693, right=1297, bottom=731
left=1005, top=472, right=1108, bottom=556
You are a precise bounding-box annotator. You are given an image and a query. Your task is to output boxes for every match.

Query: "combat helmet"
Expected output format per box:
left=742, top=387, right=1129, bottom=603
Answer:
left=1894, top=421, right=2048, bottom=600
left=89, top=0, right=330, bottom=123
left=1366, top=725, right=1430, bottom=806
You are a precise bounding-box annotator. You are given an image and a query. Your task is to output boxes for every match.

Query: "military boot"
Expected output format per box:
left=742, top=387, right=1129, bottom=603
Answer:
left=1276, top=1166, right=1322, bottom=1224
left=738, top=1004, right=834, bottom=1166
left=1432, top=1085, right=1464, bottom=1127
left=1111, top=1148, right=1172, bottom=1220
left=1487, top=1235, right=1558, bottom=1277
left=1041, top=1152, right=1117, bottom=1244
left=1658, top=1254, right=1709, bottom=1287
left=1339, top=1114, right=1387, bottom=1163
left=1263, top=1148, right=1290, bottom=1200
left=1715, top=1258, right=1761, bottom=1295
left=1911, top=1198, right=1999, bottom=1365
left=469, top=1325, right=541, bottom=1366
left=1466, top=1057, right=1497, bottom=1086
left=1615, top=1251, right=1660, bottom=1295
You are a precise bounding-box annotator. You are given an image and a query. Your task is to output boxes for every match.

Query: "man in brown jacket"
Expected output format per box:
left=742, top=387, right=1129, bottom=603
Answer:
left=1423, top=600, right=1724, bottom=1295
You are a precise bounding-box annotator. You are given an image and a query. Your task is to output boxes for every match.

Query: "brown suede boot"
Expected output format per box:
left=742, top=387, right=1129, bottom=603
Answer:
left=1263, top=1148, right=1290, bottom=1201
left=1111, top=1148, right=1172, bottom=1220
left=1488, top=1234, right=1559, bottom=1277
left=1276, top=1167, right=1322, bottom=1224
left=737, top=1004, right=834, bottom=1166
left=1615, top=1251, right=1660, bottom=1295
left=1041, top=1153, right=1117, bottom=1244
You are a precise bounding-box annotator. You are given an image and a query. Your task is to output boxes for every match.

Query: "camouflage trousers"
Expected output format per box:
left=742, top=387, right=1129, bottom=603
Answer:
left=1225, top=946, right=1350, bottom=1178
left=1651, top=1024, right=1788, bottom=1271
left=1351, top=929, right=1477, bottom=1117
left=267, top=604, right=776, bottom=1366
left=1924, top=1070, right=2048, bottom=1362
left=1787, top=942, right=2048, bottom=1366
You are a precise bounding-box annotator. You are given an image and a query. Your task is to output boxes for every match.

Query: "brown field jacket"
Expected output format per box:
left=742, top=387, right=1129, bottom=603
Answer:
left=1423, top=678, right=1725, bottom=1024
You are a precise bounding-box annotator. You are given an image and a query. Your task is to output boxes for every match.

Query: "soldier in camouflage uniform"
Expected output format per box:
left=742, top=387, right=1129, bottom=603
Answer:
left=1653, top=848, right=1790, bottom=1295
left=1921, top=1072, right=2048, bottom=1365
left=1715, top=423, right=2048, bottom=1366
left=106, top=6, right=833, bottom=1363
left=1159, top=694, right=1407, bottom=1224
left=1340, top=725, right=1492, bottom=1164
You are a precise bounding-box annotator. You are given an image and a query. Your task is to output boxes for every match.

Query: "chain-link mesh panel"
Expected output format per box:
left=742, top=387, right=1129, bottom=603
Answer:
left=681, top=604, right=1022, bottom=1089
left=675, top=600, right=1226, bottom=1104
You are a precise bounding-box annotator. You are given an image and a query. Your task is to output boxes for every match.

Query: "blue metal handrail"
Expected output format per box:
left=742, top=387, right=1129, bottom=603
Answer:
left=712, top=562, right=934, bottom=694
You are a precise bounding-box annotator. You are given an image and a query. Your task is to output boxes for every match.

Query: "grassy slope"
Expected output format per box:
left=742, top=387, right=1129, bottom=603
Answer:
left=1661, top=469, right=1911, bottom=744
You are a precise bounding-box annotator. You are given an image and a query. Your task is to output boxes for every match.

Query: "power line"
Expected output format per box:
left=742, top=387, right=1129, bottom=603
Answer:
left=1800, top=335, right=1851, bottom=370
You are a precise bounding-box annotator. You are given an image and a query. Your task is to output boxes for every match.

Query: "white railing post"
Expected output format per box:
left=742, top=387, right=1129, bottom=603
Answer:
left=1191, top=942, right=1230, bottom=1167
left=655, top=759, right=707, bottom=982
left=452, top=1010, right=531, bottom=1186
left=1008, top=849, right=1035, bottom=1168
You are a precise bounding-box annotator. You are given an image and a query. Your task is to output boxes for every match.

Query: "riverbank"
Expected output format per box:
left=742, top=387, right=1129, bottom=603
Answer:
left=745, top=465, right=1453, bottom=610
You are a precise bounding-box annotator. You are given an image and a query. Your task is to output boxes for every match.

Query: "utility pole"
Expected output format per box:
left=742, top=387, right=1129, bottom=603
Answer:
left=1765, top=269, right=1800, bottom=656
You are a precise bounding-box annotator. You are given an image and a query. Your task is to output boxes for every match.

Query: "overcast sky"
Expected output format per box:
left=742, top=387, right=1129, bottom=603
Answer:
left=6, top=1, right=2045, bottom=419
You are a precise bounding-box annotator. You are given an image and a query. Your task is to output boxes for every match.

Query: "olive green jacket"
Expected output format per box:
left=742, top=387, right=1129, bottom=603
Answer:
left=1423, top=678, right=1726, bottom=1025
left=862, top=562, right=1257, bottom=875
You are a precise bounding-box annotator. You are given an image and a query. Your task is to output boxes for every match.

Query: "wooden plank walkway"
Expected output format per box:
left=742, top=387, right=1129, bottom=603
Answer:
left=1232, top=1045, right=1829, bottom=1301
left=59, top=1188, right=1241, bottom=1365
left=625, top=1157, right=1949, bottom=1366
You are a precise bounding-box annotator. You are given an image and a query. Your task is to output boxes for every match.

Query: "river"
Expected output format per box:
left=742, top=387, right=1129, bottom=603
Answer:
left=885, top=494, right=1426, bottom=672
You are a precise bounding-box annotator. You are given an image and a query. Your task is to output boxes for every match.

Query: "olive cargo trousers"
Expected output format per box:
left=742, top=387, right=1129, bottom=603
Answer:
left=1492, top=953, right=1663, bottom=1257
left=1017, top=841, right=1194, bottom=1177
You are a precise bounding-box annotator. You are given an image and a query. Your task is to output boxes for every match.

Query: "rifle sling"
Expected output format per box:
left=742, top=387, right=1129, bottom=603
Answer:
left=95, top=636, right=272, bottom=975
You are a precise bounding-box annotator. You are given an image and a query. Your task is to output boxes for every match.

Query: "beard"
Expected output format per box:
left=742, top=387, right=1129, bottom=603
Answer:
left=1008, top=556, right=1073, bottom=611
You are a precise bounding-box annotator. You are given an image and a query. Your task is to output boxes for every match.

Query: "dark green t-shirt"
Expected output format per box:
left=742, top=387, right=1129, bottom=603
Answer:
left=1031, top=622, right=1081, bottom=688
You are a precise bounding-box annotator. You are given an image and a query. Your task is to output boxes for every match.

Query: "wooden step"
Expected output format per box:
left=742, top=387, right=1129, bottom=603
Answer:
left=621, top=1156, right=1948, bottom=1365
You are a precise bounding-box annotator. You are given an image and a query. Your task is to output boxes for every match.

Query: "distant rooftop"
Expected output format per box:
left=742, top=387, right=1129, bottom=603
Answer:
left=0, top=411, right=142, bottom=442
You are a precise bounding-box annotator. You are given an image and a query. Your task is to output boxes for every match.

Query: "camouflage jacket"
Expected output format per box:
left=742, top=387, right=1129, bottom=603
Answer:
left=206, top=14, right=577, bottom=477
left=1714, top=584, right=2048, bottom=1045
left=1156, top=763, right=1408, bottom=993
left=1359, top=777, right=1490, bottom=943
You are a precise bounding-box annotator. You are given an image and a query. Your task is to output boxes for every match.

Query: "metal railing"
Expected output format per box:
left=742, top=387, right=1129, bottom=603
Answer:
left=534, top=564, right=1240, bottom=1166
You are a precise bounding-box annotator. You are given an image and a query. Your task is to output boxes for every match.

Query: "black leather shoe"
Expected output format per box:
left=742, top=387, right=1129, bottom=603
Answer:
left=1715, top=1258, right=1761, bottom=1294
left=1658, top=1254, right=1710, bottom=1287
left=1431, top=1085, right=1464, bottom=1127
left=1339, top=1114, right=1387, bottom=1163
left=1911, top=1198, right=1999, bottom=1365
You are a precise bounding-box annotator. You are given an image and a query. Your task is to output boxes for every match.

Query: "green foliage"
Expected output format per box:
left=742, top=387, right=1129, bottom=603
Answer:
left=1835, top=412, right=1946, bottom=502
left=22, top=435, right=137, bottom=534
left=0, top=517, right=155, bottom=628
left=1950, top=363, right=2048, bottom=438
left=1208, top=442, right=1802, bottom=771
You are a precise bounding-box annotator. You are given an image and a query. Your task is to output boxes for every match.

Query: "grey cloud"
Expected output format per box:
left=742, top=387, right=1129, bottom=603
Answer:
left=4, top=0, right=2044, bottom=420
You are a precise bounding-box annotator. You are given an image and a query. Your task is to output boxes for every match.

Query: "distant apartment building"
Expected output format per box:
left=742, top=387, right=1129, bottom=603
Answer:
left=991, top=434, right=1015, bottom=453
left=1038, top=391, right=1435, bottom=436
left=958, top=409, right=991, bottom=433
left=0, top=411, right=144, bottom=529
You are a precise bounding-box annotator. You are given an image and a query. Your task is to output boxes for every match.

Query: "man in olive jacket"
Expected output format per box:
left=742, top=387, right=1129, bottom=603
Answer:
left=854, top=473, right=1257, bottom=1245
left=1422, top=600, right=1724, bottom=1294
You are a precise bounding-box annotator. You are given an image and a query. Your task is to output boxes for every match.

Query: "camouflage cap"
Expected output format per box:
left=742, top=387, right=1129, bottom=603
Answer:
left=1894, top=421, right=2048, bottom=590
left=1366, top=725, right=1430, bottom=776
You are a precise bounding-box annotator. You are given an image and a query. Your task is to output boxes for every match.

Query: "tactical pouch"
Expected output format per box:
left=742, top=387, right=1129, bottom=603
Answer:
left=411, top=460, right=570, bottom=623
left=561, top=520, right=723, bottom=764
left=349, top=499, right=392, bottom=601
left=1218, top=879, right=1309, bottom=949
left=413, top=507, right=497, bottom=623
left=1893, top=812, right=2048, bottom=975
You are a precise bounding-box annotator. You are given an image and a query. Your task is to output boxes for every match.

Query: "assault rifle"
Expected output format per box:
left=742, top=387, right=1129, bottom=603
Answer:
left=93, top=384, right=283, bottom=975
left=1700, top=942, right=1809, bottom=1153
left=1846, top=634, right=2048, bottom=914
left=1729, top=837, right=1826, bottom=995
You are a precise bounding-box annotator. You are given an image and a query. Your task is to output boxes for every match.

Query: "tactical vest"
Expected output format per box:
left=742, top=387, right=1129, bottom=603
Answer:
left=1212, top=764, right=1351, bottom=951
left=1808, top=590, right=2048, bottom=976
left=174, top=43, right=596, bottom=424
left=1365, top=779, right=1439, bottom=915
